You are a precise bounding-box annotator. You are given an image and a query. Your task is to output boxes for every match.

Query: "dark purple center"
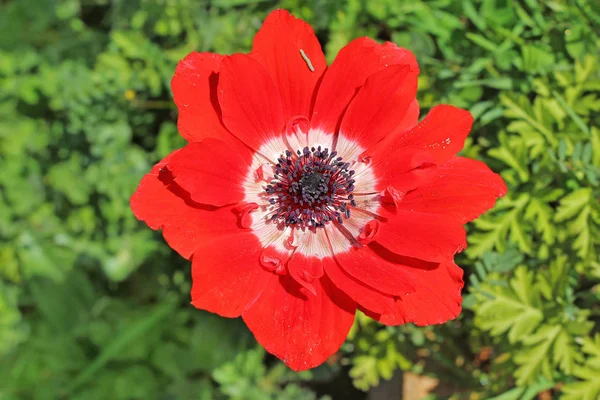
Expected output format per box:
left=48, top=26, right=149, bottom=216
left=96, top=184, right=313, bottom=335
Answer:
left=265, top=146, right=357, bottom=228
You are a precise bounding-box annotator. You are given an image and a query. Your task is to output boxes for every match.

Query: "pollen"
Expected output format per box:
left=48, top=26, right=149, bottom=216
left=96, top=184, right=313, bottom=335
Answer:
left=265, top=146, right=357, bottom=228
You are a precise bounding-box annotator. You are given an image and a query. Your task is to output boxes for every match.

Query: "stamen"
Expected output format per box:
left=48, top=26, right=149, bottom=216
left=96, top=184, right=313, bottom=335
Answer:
left=265, top=147, right=355, bottom=228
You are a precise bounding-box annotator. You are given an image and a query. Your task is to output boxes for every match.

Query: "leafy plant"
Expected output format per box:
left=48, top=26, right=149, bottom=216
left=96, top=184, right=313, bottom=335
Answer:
left=1, top=0, right=599, bottom=398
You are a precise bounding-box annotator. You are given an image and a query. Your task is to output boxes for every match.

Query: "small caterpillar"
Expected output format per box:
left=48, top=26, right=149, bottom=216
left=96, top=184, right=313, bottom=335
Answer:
left=299, top=49, right=315, bottom=72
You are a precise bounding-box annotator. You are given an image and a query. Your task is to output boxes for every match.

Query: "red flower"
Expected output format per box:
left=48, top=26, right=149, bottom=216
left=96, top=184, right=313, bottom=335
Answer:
left=131, top=10, right=507, bottom=370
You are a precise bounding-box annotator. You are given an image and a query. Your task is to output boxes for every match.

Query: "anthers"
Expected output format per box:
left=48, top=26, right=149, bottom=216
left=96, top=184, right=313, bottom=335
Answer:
left=265, top=146, right=357, bottom=228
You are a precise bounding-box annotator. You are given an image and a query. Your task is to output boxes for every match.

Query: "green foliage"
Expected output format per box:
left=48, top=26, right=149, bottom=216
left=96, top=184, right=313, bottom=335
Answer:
left=347, top=313, right=414, bottom=391
left=332, top=0, right=600, bottom=397
left=0, top=0, right=342, bottom=398
left=1, top=0, right=599, bottom=399
left=472, top=261, right=592, bottom=386
left=213, top=347, right=330, bottom=400
left=561, top=334, right=600, bottom=400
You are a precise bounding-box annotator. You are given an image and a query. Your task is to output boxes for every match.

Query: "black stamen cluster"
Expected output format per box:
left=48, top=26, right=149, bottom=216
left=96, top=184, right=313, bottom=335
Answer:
left=265, top=146, right=357, bottom=228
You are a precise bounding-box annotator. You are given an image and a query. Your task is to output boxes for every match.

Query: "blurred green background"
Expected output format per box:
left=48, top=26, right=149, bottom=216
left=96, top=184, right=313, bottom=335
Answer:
left=1, top=0, right=599, bottom=399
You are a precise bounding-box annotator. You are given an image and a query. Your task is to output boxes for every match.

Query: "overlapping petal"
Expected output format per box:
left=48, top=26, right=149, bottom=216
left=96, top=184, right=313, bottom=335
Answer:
left=334, top=245, right=417, bottom=296
left=243, top=274, right=355, bottom=371
left=375, top=210, right=466, bottom=262
left=286, top=228, right=329, bottom=295
left=336, top=64, right=418, bottom=160
left=322, top=257, right=397, bottom=315
left=368, top=146, right=436, bottom=193
left=398, top=157, right=507, bottom=223
left=171, top=52, right=231, bottom=143
left=167, top=138, right=251, bottom=206
left=397, top=99, right=420, bottom=135
left=191, top=233, right=274, bottom=318
left=251, top=9, right=326, bottom=121
left=397, top=105, right=474, bottom=164
left=323, top=223, right=417, bottom=297
left=218, top=54, right=286, bottom=155
left=367, top=258, right=464, bottom=326
left=311, top=37, right=419, bottom=135
left=130, top=151, right=241, bottom=260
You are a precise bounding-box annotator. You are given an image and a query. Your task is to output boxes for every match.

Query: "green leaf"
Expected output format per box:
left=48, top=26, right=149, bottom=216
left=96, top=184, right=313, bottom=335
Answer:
left=501, top=95, right=556, bottom=145
left=561, top=335, right=600, bottom=400
left=520, top=45, right=555, bottom=74
left=66, top=297, right=177, bottom=394
left=474, top=267, right=543, bottom=344
left=555, top=188, right=592, bottom=222
left=513, top=325, right=561, bottom=385
left=552, top=90, right=591, bottom=136
left=523, top=198, right=555, bottom=245
left=468, top=195, right=531, bottom=257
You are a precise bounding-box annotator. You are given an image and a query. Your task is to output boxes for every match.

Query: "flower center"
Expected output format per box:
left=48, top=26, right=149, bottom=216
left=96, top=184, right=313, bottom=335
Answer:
left=265, top=146, right=357, bottom=228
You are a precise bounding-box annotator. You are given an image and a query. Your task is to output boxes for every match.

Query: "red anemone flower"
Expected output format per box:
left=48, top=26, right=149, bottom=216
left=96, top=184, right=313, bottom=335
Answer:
left=131, top=10, right=507, bottom=370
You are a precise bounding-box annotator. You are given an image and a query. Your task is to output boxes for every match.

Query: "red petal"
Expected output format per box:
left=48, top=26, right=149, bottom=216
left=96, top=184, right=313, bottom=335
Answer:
left=218, top=54, right=285, bottom=152
left=398, top=105, right=473, bottom=164
left=398, top=99, right=420, bottom=133
left=336, top=65, right=418, bottom=160
left=287, top=255, right=325, bottom=296
left=376, top=210, right=466, bottom=262
left=130, top=151, right=241, bottom=259
left=243, top=275, right=356, bottom=371
left=172, top=52, right=235, bottom=143
left=323, top=257, right=397, bottom=315
left=311, top=37, right=419, bottom=135
left=369, top=260, right=464, bottom=326
left=167, top=138, right=250, bottom=207
left=362, top=99, right=419, bottom=160
left=286, top=229, right=328, bottom=295
left=334, top=245, right=416, bottom=296
left=191, top=232, right=274, bottom=318
left=251, top=10, right=326, bottom=121
left=399, top=157, right=507, bottom=223
left=371, top=146, right=436, bottom=192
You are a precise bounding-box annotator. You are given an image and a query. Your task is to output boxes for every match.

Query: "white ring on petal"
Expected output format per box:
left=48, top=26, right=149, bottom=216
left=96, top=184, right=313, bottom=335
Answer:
left=291, top=227, right=332, bottom=259
left=242, top=132, right=379, bottom=251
